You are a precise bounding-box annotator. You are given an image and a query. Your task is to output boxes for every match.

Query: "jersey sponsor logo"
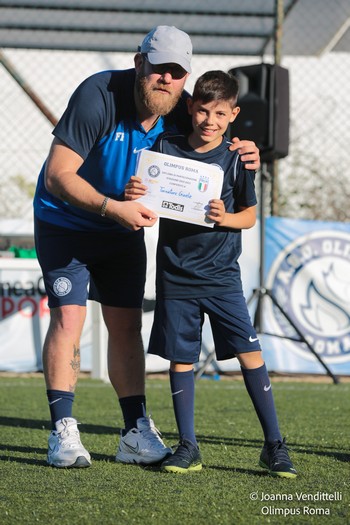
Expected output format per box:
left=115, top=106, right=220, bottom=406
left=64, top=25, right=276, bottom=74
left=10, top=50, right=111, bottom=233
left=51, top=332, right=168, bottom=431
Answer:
left=265, top=230, right=350, bottom=364
left=161, top=201, right=184, bottom=213
left=114, top=132, right=125, bottom=141
left=148, top=165, right=160, bottom=178
left=53, top=277, right=72, bottom=297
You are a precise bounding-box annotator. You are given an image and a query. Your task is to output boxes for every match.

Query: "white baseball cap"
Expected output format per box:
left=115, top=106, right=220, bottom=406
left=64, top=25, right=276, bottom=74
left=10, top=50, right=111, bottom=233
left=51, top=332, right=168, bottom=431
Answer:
left=139, top=26, right=192, bottom=73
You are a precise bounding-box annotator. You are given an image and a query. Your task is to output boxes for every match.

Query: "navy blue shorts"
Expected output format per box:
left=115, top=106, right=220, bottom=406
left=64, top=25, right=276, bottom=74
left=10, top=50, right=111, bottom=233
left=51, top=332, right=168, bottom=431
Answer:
left=148, top=292, right=261, bottom=363
left=34, top=218, right=146, bottom=308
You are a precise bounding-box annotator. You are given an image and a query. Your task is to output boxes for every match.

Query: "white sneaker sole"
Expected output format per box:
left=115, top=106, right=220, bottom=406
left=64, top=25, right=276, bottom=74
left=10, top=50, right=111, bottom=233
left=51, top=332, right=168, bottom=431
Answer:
left=47, top=455, right=91, bottom=468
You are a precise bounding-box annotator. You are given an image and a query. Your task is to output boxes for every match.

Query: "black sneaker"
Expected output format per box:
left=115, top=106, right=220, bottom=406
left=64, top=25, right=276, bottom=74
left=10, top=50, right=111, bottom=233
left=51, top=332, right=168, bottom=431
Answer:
left=161, top=439, right=202, bottom=473
left=259, top=438, right=297, bottom=478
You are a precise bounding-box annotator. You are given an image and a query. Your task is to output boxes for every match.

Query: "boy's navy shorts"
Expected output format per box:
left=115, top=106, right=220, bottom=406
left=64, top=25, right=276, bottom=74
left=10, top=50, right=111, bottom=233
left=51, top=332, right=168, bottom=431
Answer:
left=34, top=218, right=146, bottom=308
left=148, top=292, right=261, bottom=363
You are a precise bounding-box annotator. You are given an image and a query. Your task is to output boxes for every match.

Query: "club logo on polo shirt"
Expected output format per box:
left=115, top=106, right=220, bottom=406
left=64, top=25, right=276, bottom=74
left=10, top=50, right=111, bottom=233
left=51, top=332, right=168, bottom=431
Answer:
left=265, top=230, right=350, bottom=364
left=53, top=277, right=72, bottom=297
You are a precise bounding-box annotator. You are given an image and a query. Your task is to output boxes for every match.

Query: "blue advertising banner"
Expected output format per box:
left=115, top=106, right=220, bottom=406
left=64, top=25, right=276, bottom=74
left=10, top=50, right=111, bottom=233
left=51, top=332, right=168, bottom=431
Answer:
left=262, top=217, right=350, bottom=375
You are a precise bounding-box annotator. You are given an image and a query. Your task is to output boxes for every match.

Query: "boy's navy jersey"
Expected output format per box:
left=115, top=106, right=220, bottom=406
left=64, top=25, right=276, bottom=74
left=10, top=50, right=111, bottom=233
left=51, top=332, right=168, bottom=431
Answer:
left=33, top=69, right=191, bottom=231
left=155, top=134, right=257, bottom=299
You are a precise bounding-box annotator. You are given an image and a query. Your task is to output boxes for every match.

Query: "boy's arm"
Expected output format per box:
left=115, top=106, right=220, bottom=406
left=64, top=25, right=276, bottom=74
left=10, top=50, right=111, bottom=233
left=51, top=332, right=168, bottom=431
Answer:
left=124, top=176, right=147, bottom=200
left=207, top=200, right=257, bottom=229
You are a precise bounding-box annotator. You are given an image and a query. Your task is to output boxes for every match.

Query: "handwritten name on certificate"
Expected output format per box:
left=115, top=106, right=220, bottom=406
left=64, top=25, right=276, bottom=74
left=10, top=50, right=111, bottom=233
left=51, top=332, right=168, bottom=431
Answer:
left=136, top=150, right=224, bottom=227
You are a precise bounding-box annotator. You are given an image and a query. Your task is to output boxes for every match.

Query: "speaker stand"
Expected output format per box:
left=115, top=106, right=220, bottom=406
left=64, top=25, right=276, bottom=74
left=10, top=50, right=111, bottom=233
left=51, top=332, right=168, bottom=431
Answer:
left=196, top=163, right=339, bottom=384
left=248, top=286, right=339, bottom=384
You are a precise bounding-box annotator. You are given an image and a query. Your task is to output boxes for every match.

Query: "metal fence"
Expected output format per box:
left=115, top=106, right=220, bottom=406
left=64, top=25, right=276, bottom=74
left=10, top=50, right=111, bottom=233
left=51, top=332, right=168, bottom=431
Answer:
left=0, top=4, right=349, bottom=231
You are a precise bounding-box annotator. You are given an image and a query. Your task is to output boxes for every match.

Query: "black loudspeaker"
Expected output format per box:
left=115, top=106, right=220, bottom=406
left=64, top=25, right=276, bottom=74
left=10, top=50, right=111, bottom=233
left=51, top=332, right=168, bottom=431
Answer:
left=228, top=63, right=289, bottom=162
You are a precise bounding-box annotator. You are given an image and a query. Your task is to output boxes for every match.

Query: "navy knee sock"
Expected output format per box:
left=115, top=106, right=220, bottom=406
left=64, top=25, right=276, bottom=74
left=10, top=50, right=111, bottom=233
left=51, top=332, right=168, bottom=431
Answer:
left=47, top=389, right=75, bottom=429
left=241, top=364, right=282, bottom=444
left=119, top=395, right=146, bottom=433
left=170, top=369, right=197, bottom=446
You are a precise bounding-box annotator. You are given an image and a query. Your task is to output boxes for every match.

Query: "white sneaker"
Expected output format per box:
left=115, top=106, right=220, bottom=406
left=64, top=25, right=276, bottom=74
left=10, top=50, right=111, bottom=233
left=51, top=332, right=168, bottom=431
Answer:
left=115, top=416, right=172, bottom=465
left=47, top=417, right=91, bottom=468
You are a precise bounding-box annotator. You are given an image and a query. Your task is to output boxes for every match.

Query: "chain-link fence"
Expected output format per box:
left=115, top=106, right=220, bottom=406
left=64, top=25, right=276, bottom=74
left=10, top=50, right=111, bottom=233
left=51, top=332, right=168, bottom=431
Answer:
left=0, top=4, right=349, bottom=239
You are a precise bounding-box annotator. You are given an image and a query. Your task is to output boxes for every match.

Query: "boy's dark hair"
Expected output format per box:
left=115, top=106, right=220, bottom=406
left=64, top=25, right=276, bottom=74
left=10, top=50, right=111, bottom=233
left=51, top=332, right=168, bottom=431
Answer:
left=192, top=70, right=239, bottom=106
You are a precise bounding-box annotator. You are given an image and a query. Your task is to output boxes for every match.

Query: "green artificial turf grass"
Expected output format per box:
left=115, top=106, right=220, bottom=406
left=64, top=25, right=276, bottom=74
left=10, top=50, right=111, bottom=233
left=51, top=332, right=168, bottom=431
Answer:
left=0, top=376, right=349, bottom=525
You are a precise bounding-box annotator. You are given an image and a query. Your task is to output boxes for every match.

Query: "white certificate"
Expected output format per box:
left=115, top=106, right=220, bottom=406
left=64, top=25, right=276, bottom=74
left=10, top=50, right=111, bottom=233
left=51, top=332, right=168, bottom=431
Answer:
left=136, top=150, right=224, bottom=228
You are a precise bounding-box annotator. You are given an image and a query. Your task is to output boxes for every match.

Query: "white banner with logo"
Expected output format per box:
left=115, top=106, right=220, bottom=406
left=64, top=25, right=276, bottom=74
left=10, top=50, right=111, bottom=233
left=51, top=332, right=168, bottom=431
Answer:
left=260, top=217, right=350, bottom=375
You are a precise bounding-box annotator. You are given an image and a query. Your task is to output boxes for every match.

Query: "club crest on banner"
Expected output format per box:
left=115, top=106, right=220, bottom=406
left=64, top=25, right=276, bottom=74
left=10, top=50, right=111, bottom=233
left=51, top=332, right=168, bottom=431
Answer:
left=265, top=230, right=350, bottom=364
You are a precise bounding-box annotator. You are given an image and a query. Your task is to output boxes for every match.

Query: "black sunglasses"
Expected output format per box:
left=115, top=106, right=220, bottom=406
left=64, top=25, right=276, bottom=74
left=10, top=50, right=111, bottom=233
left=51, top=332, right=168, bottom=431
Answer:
left=142, top=54, right=187, bottom=80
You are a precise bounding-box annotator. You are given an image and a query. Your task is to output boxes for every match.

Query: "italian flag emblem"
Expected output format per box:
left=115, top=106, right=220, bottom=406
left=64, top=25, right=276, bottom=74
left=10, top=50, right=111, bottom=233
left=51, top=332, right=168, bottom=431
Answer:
left=198, top=176, right=209, bottom=192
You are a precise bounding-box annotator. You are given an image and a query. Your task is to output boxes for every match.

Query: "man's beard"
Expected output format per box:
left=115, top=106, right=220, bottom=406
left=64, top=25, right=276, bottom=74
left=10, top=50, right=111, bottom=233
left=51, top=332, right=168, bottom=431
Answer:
left=136, top=75, right=182, bottom=116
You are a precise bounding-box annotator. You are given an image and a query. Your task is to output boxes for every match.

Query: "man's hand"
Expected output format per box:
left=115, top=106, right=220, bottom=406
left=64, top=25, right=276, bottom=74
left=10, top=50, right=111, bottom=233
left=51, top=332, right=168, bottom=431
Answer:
left=109, top=199, right=157, bottom=231
left=229, top=137, right=261, bottom=171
